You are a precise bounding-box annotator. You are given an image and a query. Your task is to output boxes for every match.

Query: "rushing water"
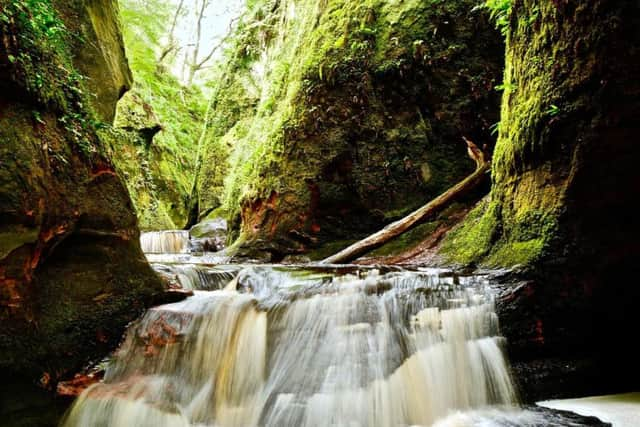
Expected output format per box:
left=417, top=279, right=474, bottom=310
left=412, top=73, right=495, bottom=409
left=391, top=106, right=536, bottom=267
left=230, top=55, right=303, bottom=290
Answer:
left=140, top=231, right=190, bottom=254
left=153, top=264, right=241, bottom=291
left=60, top=231, right=608, bottom=426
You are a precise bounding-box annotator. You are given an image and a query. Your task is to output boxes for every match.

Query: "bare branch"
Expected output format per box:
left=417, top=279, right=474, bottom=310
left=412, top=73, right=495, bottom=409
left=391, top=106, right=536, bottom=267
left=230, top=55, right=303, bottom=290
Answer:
left=194, top=16, right=240, bottom=69
left=187, top=0, right=209, bottom=85
left=157, top=0, right=185, bottom=67
left=320, top=139, right=492, bottom=264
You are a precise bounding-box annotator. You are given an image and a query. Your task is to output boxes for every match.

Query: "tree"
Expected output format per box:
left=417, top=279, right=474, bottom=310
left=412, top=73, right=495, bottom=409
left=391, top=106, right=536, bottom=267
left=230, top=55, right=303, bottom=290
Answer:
left=185, top=0, right=240, bottom=85
left=157, top=0, right=186, bottom=69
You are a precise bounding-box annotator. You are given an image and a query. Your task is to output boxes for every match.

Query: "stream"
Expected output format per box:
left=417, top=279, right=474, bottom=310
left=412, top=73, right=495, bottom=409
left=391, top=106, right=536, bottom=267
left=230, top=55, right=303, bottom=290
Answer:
left=61, top=231, right=613, bottom=426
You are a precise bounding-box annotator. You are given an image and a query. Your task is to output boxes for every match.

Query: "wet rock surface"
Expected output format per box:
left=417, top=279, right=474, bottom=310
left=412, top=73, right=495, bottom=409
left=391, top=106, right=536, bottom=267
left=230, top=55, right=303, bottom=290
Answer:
left=197, top=0, right=505, bottom=256
left=491, top=268, right=640, bottom=403
left=520, top=406, right=610, bottom=427
left=189, top=218, right=228, bottom=253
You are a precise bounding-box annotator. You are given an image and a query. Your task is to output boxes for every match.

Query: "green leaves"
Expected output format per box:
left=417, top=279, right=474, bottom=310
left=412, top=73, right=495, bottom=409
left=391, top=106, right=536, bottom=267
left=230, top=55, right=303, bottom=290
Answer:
left=473, top=0, right=512, bottom=36
left=544, top=104, right=560, bottom=117
left=9, top=0, right=67, bottom=47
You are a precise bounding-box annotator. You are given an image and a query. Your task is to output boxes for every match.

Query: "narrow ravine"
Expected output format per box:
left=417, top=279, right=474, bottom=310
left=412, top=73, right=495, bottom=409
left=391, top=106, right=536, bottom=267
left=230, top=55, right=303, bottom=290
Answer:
left=2, top=1, right=639, bottom=425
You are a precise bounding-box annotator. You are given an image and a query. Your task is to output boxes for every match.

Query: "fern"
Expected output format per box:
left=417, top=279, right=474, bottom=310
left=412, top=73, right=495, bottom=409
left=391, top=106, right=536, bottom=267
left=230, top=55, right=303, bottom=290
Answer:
left=473, top=0, right=512, bottom=36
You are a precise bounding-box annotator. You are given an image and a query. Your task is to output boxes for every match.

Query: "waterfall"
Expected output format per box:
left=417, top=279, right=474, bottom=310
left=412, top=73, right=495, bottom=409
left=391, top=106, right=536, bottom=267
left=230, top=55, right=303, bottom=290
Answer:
left=140, top=231, right=190, bottom=254
left=62, top=267, right=520, bottom=426
left=152, top=264, right=241, bottom=291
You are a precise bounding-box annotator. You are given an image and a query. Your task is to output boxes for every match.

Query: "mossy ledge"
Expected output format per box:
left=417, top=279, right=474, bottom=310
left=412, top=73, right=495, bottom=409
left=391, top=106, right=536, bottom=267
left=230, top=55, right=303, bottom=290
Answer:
left=441, top=1, right=639, bottom=271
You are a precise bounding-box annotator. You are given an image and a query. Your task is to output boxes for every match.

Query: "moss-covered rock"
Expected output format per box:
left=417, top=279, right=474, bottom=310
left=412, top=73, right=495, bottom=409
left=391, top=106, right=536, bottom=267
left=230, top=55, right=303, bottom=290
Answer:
left=0, top=0, right=161, bottom=402
left=107, top=90, right=191, bottom=230
left=196, top=0, right=504, bottom=258
left=440, top=0, right=640, bottom=400
left=105, top=1, right=209, bottom=231
left=442, top=1, right=640, bottom=270
left=53, top=0, right=133, bottom=123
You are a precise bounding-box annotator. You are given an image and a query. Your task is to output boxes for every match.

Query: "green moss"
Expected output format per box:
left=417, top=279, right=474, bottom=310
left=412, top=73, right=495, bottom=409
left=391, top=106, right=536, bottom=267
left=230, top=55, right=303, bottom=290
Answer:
left=438, top=1, right=611, bottom=269
left=440, top=198, right=499, bottom=264
left=441, top=188, right=560, bottom=267
left=197, top=0, right=503, bottom=252
left=306, top=239, right=361, bottom=261
left=480, top=0, right=512, bottom=36
left=1, top=0, right=69, bottom=106
left=485, top=238, right=544, bottom=267
left=1, top=0, right=163, bottom=398
left=95, top=2, right=210, bottom=230
left=0, top=229, right=40, bottom=259
left=103, top=123, right=190, bottom=230
left=0, top=0, right=105, bottom=157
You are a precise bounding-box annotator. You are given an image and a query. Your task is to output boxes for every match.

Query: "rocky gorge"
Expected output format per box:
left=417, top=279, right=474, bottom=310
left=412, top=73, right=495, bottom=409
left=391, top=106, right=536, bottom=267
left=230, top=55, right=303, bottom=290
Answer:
left=1, top=0, right=638, bottom=426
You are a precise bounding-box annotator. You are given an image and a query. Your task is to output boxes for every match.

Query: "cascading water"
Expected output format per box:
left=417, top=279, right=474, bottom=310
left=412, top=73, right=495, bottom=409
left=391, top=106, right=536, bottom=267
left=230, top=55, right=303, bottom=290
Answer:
left=140, top=231, right=190, bottom=254
left=62, top=265, right=523, bottom=427
left=152, top=264, right=241, bottom=291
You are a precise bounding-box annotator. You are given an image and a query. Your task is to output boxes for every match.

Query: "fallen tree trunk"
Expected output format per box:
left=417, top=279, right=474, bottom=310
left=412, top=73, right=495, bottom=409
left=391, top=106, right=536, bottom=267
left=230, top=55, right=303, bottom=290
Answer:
left=320, top=138, right=490, bottom=264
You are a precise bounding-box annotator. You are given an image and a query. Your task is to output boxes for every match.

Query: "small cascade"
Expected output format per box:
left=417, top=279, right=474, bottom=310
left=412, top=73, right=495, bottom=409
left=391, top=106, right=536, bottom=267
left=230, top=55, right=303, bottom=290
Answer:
left=140, top=231, right=190, bottom=254
left=63, top=267, right=523, bottom=427
left=153, top=264, right=241, bottom=291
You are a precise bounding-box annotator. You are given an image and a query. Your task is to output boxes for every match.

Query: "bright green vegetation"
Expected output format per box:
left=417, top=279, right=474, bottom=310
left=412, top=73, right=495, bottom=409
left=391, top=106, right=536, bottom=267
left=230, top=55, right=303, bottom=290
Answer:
left=196, top=0, right=503, bottom=255
left=1, top=0, right=163, bottom=414
left=479, top=0, right=511, bottom=36
left=1, top=0, right=69, bottom=105
left=440, top=1, right=560, bottom=268
left=1, top=0, right=196, bottom=231
left=0, top=0, right=105, bottom=156
left=440, top=196, right=557, bottom=267
left=440, top=0, right=634, bottom=269
left=107, top=0, right=208, bottom=230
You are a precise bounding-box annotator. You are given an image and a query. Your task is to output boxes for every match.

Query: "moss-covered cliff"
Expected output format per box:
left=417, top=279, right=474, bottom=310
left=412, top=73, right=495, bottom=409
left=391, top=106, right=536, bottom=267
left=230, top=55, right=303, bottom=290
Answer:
left=107, top=88, right=197, bottom=230
left=441, top=0, right=640, bottom=400
left=52, top=0, right=133, bottom=123
left=196, top=0, right=504, bottom=259
left=102, top=1, right=207, bottom=231
left=0, top=0, right=162, bottom=404
left=443, top=0, right=640, bottom=269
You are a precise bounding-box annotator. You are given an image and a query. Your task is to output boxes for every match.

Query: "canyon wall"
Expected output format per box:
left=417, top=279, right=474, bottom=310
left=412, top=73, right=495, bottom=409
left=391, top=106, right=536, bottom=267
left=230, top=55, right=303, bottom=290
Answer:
left=0, top=0, right=162, bottom=396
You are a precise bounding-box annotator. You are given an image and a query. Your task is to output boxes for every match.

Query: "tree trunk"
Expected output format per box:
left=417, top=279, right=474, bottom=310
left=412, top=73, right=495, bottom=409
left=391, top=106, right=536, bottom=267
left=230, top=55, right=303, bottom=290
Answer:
left=187, top=0, right=208, bottom=85
left=320, top=139, right=490, bottom=264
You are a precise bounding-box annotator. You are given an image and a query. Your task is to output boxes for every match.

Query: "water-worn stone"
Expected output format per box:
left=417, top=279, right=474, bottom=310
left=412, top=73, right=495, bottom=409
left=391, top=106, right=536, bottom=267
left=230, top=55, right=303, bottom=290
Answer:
left=189, top=218, right=228, bottom=252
